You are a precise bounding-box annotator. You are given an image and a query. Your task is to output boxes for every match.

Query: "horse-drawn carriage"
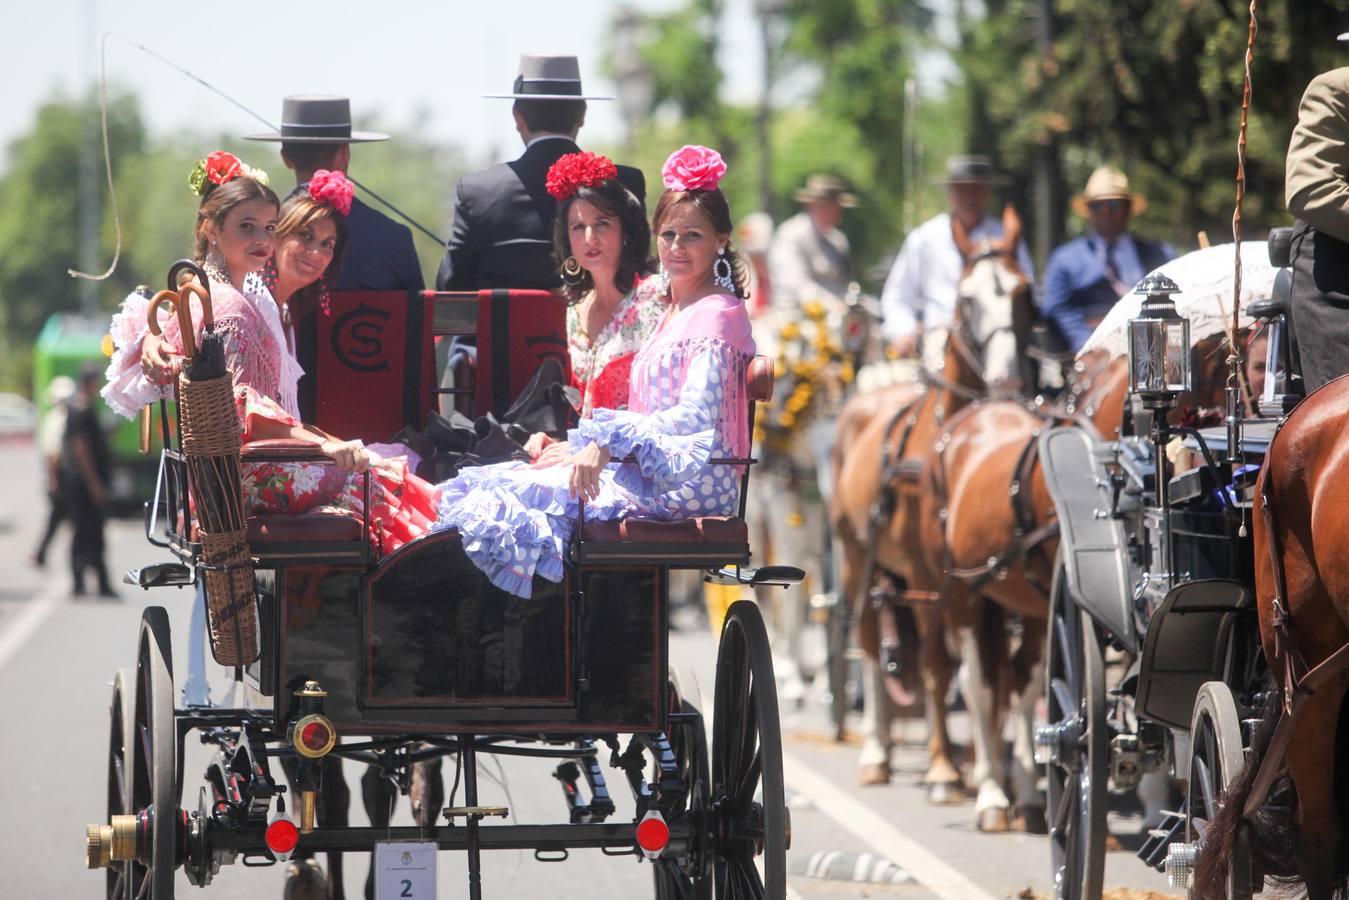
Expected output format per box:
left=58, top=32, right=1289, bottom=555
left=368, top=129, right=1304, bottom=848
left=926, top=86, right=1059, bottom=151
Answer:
left=1035, top=227, right=1326, bottom=899
left=83, top=275, right=800, bottom=899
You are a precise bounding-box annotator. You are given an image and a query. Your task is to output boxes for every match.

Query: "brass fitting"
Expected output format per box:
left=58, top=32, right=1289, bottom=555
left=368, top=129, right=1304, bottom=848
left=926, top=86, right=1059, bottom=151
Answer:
left=85, top=815, right=138, bottom=868
left=300, top=790, right=317, bottom=834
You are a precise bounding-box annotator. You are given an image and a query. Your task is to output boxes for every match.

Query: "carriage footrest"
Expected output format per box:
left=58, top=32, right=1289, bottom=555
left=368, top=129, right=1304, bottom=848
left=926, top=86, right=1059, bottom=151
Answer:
left=711, top=565, right=805, bottom=587
left=1136, top=808, right=1185, bottom=871
left=124, top=562, right=194, bottom=589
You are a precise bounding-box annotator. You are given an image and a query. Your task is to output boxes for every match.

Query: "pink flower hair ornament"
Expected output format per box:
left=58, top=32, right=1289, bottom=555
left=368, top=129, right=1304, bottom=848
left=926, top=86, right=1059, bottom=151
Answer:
left=661, top=145, right=727, bottom=192
left=308, top=169, right=354, bottom=216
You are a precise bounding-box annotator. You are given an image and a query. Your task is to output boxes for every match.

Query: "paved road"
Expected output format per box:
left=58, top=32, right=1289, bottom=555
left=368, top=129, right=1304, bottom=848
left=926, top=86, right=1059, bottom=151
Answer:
left=0, top=441, right=1175, bottom=899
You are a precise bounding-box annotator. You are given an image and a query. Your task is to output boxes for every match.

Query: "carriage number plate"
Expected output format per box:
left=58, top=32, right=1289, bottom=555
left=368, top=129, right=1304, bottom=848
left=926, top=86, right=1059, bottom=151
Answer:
left=375, top=841, right=437, bottom=900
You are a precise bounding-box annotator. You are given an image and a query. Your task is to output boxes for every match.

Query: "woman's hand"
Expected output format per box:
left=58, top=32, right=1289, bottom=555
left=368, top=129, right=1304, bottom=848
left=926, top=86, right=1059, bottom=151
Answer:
left=141, top=333, right=181, bottom=384
left=321, top=439, right=370, bottom=473
left=532, top=440, right=572, bottom=468
left=523, top=431, right=557, bottom=460
left=568, top=441, right=611, bottom=501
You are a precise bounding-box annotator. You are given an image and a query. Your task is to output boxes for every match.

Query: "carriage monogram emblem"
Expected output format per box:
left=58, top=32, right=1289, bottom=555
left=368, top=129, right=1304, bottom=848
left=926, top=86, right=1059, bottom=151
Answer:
left=331, top=302, right=391, bottom=373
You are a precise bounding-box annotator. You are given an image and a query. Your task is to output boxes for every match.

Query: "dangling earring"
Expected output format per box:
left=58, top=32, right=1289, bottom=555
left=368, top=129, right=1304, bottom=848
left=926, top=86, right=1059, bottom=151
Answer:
left=204, top=241, right=229, bottom=284
left=656, top=263, right=671, bottom=295
left=713, top=248, right=735, bottom=292
left=318, top=277, right=332, bottom=317
left=260, top=258, right=279, bottom=294
left=561, top=256, right=583, bottom=286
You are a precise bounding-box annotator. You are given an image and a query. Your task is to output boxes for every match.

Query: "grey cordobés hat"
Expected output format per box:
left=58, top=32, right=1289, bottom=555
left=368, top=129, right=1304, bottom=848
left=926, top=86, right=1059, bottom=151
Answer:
left=483, top=54, right=615, bottom=101
left=936, top=155, right=1010, bottom=186
left=244, top=95, right=390, bottom=144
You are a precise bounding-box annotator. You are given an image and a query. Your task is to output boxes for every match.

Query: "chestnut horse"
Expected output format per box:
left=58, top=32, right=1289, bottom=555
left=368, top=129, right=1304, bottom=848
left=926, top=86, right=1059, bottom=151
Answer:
left=831, top=206, right=1032, bottom=799
left=916, top=335, right=1236, bottom=832
left=1198, top=373, right=1349, bottom=898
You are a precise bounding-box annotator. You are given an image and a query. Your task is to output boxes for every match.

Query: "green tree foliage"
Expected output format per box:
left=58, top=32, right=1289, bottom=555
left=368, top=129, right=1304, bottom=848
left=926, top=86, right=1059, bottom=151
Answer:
left=0, top=89, right=145, bottom=388
left=959, top=0, right=1349, bottom=251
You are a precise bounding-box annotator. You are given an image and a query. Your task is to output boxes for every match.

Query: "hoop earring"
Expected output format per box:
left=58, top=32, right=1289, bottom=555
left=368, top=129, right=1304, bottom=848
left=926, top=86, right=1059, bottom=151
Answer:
left=562, top=255, right=583, bottom=281
left=713, top=248, right=735, bottom=293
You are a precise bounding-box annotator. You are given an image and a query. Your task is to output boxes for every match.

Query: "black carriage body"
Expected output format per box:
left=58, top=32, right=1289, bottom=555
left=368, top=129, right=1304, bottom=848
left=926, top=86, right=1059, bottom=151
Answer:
left=248, top=535, right=669, bottom=735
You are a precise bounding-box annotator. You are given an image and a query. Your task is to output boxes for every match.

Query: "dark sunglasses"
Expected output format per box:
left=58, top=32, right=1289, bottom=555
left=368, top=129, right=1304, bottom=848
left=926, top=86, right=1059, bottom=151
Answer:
left=1087, top=199, right=1130, bottom=213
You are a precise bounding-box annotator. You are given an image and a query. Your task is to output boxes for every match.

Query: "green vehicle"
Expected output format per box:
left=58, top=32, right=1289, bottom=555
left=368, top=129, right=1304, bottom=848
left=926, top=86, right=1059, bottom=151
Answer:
left=33, top=312, right=164, bottom=514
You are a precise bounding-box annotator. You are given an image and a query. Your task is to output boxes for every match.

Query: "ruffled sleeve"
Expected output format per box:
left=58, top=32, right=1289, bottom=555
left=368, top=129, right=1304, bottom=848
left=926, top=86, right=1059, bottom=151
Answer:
left=101, top=290, right=179, bottom=420
left=567, top=340, right=730, bottom=492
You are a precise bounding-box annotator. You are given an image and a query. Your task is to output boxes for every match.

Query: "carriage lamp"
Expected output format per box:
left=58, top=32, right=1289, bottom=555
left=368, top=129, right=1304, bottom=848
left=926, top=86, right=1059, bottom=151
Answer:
left=1126, top=273, right=1191, bottom=409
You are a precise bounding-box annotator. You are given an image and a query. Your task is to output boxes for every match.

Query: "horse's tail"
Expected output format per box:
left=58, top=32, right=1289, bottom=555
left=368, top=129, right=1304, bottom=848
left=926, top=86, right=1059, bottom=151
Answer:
left=1193, top=689, right=1300, bottom=896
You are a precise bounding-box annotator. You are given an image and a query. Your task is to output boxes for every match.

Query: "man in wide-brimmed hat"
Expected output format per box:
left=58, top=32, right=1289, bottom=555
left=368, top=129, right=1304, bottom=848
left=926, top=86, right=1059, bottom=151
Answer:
left=245, top=95, right=423, bottom=295
left=436, top=54, right=646, bottom=291
left=1285, top=48, right=1349, bottom=390
left=769, top=174, right=857, bottom=312
left=878, top=155, right=1032, bottom=368
left=1041, top=165, right=1173, bottom=353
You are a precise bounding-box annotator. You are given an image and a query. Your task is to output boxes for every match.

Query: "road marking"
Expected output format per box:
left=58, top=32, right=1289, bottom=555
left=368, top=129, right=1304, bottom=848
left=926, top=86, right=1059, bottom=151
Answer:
left=782, top=749, right=997, bottom=900
left=0, top=588, right=62, bottom=671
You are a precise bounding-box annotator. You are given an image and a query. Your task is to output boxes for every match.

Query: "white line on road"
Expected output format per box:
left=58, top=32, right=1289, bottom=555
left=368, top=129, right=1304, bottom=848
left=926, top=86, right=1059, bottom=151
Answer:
left=0, top=588, right=62, bottom=671
left=783, top=749, right=997, bottom=900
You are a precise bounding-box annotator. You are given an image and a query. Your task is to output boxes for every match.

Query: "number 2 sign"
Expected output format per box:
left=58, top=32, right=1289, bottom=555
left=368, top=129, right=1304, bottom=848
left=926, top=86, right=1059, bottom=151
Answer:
left=375, top=841, right=437, bottom=900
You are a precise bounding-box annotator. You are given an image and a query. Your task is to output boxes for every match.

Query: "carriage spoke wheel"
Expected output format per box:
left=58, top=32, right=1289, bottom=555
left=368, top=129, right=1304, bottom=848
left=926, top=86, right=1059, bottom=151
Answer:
left=129, top=607, right=178, bottom=899
left=711, top=601, right=787, bottom=900
left=1044, top=573, right=1106, bottom=900
left=655, top=679, right=713, bottom=900
left=1185, top=682, right=1252, bottom=900
left=105, top=670, right=135, bottom=900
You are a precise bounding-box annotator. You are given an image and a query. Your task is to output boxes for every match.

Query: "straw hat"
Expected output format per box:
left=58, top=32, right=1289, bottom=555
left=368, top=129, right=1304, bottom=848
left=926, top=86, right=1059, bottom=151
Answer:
left=1071, top=166, right=1148, bottom=217
left=244, top=95, right=389, bottom=144
left=793, top=174, right=857, bottom=208
left=483, top=54, right=614, bottom=101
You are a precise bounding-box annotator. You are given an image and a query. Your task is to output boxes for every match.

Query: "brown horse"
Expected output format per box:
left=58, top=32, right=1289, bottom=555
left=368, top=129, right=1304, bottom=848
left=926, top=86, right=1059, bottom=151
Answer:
left=831, top=206, right=1032, bottom=797
left=1197, top=374, right=1349, bottom=899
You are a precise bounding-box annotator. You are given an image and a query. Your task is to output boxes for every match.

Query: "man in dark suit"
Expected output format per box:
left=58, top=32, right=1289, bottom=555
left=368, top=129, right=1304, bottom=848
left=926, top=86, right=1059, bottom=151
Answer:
left=1041, top=166, right=1174, bottom=353
left=437, top=54, right=645, bottom=291
left=246, top=94, right=424, bottom=293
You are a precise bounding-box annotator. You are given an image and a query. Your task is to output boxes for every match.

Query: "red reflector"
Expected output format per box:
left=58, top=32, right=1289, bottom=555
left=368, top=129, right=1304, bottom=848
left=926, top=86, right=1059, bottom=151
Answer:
left=265, top=819, right=300, bottom=855
left=300, top=721, right=330, bottom=753
left=636, top=815, right=670, bottom=852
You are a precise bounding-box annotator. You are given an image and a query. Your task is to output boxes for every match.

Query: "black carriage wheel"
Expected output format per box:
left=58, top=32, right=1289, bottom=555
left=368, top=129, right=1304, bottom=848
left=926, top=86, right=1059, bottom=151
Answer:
left=106, top=670, right=135, bottom=900
left=711, top=600, right=787, bottom=900
left=1045, top=571, right=1107, bottom=900
left=655, top=684, right=713, bottom=900
left=130, top=607, right=177, bottom=899
left=1186, top=682, right=1252, bottom=900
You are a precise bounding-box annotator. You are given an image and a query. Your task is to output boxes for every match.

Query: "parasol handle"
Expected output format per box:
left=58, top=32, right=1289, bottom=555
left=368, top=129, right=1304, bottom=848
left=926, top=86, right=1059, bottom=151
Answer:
left=145, top=289, right=180, bottom=338
left=173, top=280, right=213, bottom=361
left=166, top=258, right=207, bottom=292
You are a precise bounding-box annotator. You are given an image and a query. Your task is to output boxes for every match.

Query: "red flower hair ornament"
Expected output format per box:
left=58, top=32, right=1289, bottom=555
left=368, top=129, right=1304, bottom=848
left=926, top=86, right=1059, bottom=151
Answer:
left=188, top=150, right=269, bottom=197
left=308, top=169, right=354, bottom=216
left=546, top=152, right=619, bottom=201
left=661, top=145, right=726, bottom=192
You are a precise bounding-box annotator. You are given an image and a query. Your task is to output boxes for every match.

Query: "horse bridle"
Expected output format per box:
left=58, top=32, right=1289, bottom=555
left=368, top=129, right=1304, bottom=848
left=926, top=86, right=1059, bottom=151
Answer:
left=929, top=248, right=1027, bottom=398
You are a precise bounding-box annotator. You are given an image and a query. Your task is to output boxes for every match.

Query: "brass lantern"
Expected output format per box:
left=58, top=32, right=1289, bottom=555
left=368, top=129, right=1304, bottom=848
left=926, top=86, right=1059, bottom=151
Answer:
left=1126, top=273, right=1190, bottom=408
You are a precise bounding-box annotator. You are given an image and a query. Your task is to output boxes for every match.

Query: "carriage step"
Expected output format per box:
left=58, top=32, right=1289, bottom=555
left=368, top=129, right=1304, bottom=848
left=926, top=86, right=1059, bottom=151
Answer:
left=124, top=562, right=194, bottom=589
left=442, top=806, right=509, bottom=822
left=1135, top=809, right=1185, bottom=871
left=713, top=565, right=806, bottom=587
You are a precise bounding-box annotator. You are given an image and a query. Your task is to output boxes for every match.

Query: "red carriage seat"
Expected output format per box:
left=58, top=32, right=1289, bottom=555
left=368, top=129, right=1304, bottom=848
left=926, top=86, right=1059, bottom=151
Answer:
left=574, top=355, right=773, bottom=566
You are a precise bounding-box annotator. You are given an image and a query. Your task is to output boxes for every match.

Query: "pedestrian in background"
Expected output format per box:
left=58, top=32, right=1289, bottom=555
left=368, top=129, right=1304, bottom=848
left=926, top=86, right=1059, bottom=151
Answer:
left=63, top=365, right=115, bottom=598
left=30, top=374, right=76, bottom=568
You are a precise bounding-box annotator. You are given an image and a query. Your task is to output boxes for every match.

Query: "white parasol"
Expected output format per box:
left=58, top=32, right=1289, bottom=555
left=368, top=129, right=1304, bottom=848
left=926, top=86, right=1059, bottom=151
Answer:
left=1077, top=241, right=1276, bottom=359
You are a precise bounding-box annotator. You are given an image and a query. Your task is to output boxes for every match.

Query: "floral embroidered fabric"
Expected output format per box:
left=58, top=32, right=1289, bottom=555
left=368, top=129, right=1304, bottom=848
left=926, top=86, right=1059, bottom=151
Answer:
left=566, top=275, right=665, bottom=416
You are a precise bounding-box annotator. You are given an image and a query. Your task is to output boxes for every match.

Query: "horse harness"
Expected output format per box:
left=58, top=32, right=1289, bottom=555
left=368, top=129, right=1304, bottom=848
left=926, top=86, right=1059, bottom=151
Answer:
left=1241, top=416, right=1349, bottom=818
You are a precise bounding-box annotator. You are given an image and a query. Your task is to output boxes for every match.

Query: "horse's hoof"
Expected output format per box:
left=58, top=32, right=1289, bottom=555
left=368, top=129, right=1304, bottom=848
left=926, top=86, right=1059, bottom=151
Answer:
left=283, top=859, right=327, bottom=900
left=927, top=781, right=963, bottom=805
left=977, top=807, right=1011, bottom=833
left=858, top=763, right=891, bottom=787
left=1013, top=805, right=1048, bottom=834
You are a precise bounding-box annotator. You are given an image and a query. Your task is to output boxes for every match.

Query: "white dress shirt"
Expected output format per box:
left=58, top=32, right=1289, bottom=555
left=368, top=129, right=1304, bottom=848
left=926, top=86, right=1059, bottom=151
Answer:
left=879, top=212, right=1035, bottom=344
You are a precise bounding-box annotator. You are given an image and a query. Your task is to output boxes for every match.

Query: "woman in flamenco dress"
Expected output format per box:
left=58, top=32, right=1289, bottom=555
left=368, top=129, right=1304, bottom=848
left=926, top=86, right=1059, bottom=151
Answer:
left=104, top=152, right=436, bottom=552
left=433, top=144, right=756, bottom=598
